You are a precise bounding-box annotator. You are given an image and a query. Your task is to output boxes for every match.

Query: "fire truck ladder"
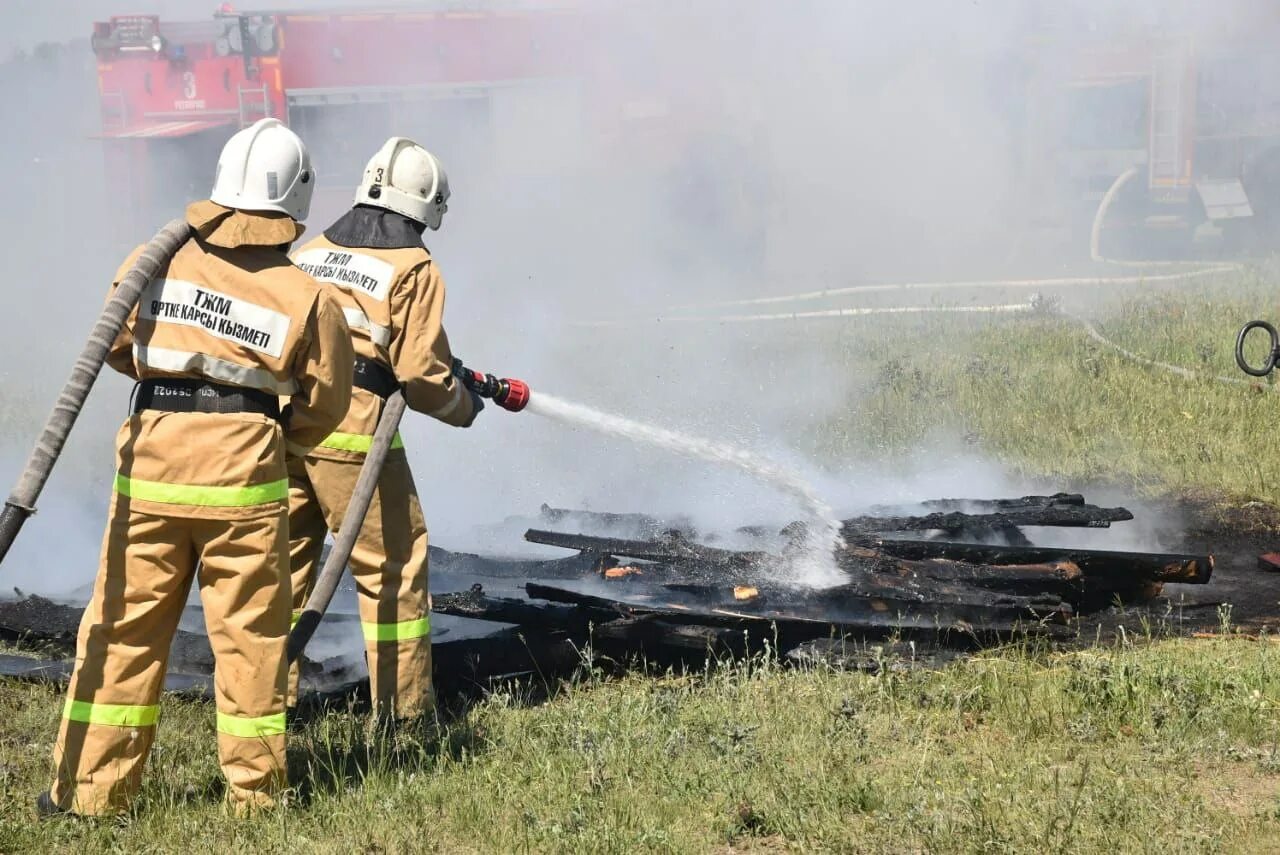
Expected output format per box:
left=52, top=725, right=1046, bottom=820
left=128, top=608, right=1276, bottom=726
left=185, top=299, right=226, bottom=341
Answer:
left=1149, top=47, right=1188, bottom=189
left=237, top=84, right=272, bottom=127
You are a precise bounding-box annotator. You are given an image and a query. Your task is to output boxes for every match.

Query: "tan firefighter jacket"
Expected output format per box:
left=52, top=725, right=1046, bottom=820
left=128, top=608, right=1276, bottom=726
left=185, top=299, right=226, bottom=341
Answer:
left=291, top=206, right=475, bottom=462
left=105, top=200, right=353, bottom=516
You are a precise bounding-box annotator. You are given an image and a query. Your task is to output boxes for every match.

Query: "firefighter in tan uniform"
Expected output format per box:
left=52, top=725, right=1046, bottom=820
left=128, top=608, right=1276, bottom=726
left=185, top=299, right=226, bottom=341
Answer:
left=289, top=138, right=479, bottom=719
left=41, top=119, right=354, bottom=817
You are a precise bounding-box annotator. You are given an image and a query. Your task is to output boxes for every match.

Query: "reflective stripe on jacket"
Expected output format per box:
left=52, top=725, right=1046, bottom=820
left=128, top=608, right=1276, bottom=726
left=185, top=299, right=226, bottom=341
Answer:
left=105, top=201, right=354, bottom=513
left=292, top=212, right=474, bottom=461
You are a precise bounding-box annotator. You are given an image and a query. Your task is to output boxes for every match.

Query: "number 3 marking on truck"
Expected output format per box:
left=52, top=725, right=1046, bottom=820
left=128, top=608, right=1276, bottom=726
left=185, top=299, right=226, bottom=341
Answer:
left=183, top=72, right=198, bottom=100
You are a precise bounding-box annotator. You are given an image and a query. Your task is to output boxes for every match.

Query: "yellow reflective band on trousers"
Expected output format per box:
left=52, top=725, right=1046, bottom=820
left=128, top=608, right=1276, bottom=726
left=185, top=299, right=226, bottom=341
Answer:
left=63, top=698, right=159, bottom=728
left=216, top=711, right=287, bottom=739
left=317, top=431, right=405, bottom=454
left=362, top=616, right=431, bottom=642
left=114, top=473, right=288, bottom=507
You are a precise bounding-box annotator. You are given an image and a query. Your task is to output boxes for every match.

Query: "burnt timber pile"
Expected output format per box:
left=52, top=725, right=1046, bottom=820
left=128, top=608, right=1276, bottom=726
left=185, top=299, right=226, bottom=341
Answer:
left=0, top=493, right=1214, bottom=700
left=434, top=493, right=1213, bottom=679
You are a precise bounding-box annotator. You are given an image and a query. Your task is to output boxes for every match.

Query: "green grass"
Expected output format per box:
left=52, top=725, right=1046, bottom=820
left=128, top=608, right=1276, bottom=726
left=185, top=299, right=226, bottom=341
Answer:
left=9, top=270, right=1280, bottom=850
left=4, top=636, right=1280, bottom=852
left=803, top=267, right=1280, bottom=505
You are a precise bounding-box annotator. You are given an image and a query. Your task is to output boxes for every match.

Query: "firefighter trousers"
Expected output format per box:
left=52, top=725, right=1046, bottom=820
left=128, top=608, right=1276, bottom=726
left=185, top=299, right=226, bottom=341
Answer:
left=50, top=494, right=291, bottom=816
left=287, top=451, right=433, bottom=719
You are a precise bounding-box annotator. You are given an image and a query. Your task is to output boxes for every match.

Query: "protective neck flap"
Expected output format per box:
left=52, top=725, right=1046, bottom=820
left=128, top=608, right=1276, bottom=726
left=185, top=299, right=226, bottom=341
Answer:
left=185, top=199, right=303, bottom=249
left=324, top=205, right=426, bottom=250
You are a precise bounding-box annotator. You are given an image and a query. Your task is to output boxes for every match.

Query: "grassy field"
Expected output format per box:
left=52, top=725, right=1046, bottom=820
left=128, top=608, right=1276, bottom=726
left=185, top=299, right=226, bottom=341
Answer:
left=806, top=267, right=1280, bottom=505
left=7, top=269, right=1280, bottom=851
left=3, top=635, right=1280, bottom=853
left=0, top=632, right=1280, bottom=849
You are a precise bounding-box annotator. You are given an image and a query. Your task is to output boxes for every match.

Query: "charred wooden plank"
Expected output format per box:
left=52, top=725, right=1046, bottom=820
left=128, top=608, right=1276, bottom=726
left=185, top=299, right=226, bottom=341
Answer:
left=432, top=586, right=616, bottom=630
left=0, top=653, right=216, bottom=696
left=918, top=493, right=1086, bottom=512
left=837, top=547, right=1084, bottom=601
left=936, top=563, right=1083, bottom=598
left=432, top=628, right=581, bottom=697
left=870, top=539, right=1213, bottom=584
left=1079, top=579, right=1164, bottom=603
left=0, top=653, right=72, bottom=683
left=659, top=580, right=1072, bottom=623
left=524, top=529, right=766, bottom=570
left=525, top=582, right=1070, bottom=641
left=852, top=572, right=1074, bottom=608
left=661, top=570, right=1070, bottom=610
left=429, top=545, right=609, bottom=580
left=0, top=595, right=221, bottom=672
left=593, top=616, right=747, bottom=659
left=844, top=545, right=1083, bottom=580
left=523, top=531, right=1088, bottom=610
left=842, top=504, right=1133, bottom=536
left=916, top=562, right=1084, bottom=599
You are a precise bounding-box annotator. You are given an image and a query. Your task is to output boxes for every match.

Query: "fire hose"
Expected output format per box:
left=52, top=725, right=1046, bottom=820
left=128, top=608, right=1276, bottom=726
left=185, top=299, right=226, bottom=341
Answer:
left=0, top=219, right=192, bottom=567
left=286, top=359, right=529, bottom=664
left=1090, top=169, right=1276, bottom=387
left=1235, top=320, right=1280, bottom=378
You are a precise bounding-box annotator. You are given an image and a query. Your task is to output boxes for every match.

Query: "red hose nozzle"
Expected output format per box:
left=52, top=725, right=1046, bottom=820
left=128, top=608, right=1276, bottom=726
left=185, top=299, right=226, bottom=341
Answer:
left=496, top=378, right=530, bottom=412
left=452, top=358, right=529, bottom=413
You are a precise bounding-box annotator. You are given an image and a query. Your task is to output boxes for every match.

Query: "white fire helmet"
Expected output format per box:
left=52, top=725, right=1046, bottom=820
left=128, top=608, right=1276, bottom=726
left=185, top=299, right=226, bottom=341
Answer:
left=210, top=118, right=314, bottom=222
left=355, top=137, right=450, bottom=230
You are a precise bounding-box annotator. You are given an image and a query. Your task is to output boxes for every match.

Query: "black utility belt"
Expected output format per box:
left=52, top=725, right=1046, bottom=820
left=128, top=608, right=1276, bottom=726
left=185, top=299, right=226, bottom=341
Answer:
left=353, top=356, right=400, bottom=398
left=133, top=378, right=282, bottom=420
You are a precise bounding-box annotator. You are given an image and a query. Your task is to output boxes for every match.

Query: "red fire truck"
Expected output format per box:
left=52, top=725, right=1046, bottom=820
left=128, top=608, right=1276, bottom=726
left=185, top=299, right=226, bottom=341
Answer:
left=94, top=6, right=1280, bottom=262
left=90, top=3, right=766, bottom=270
left=91, top=5, right=604, bottom=236
left=1019, top=5, right=1280, bottom=256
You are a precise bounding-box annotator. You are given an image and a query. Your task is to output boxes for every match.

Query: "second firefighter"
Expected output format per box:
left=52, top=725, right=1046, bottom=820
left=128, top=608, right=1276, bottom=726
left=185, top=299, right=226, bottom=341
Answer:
left=289, top=137, right=480, bottom=719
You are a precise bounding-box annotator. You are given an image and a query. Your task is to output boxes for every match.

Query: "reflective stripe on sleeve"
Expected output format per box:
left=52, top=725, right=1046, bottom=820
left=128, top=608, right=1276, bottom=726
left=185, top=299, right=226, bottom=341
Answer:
left=132, top=343, right=298, bottom=396
left=216, top=711, right=287, bottom=739
left=362, top=616, right=431, bottom=642
left=316, top=431, right=405, bottom=454
left=427, top=379, right=470, bottom=423
left=342, top=307, right=393, bottom=348
left=114, top=473, right=288, bottom=507
left=63, top=698, right=159, bottom=727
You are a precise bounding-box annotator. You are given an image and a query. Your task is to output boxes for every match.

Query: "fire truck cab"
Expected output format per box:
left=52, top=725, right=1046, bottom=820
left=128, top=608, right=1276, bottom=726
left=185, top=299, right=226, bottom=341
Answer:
left=91, top=5, right=586, bottom=238
left=1022, top=6, right=1280, bottom=256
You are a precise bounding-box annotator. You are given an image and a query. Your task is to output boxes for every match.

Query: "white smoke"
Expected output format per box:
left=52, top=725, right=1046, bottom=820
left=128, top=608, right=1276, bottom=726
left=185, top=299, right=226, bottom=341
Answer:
left=0, top=1, right=1259, bottom=593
